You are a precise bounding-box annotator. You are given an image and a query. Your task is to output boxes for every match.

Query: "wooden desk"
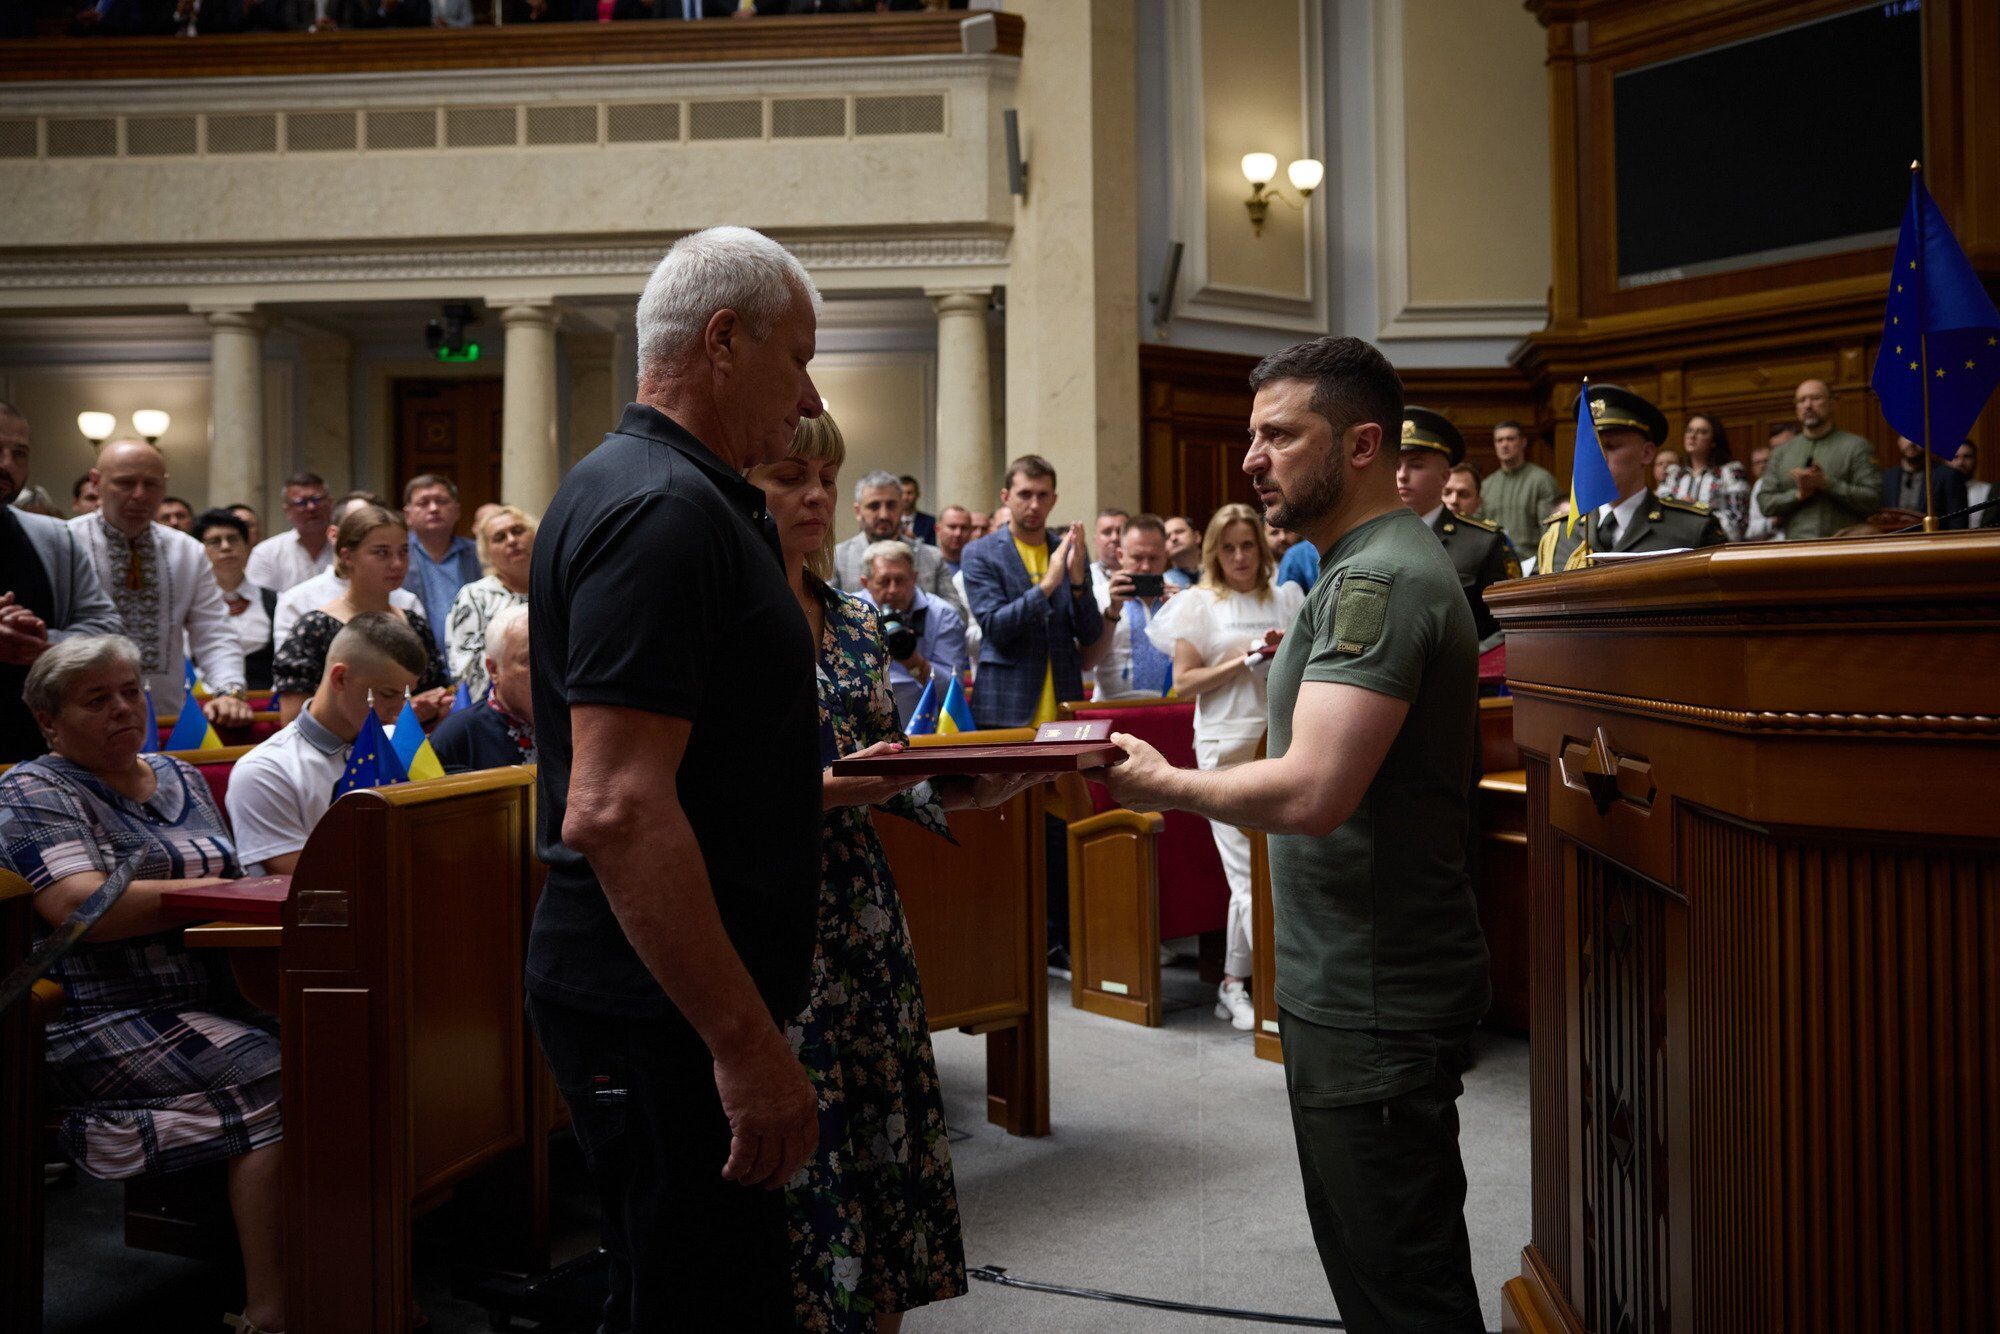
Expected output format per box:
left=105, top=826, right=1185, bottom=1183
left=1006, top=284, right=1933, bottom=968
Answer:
left=1488, top=532, right=2000, bottom=1334
left=1, top=871, right=42, bottom=1334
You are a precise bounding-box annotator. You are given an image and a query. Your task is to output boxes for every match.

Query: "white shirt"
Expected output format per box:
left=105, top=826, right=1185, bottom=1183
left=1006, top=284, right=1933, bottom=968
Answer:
left=1593, top=489, right=1651, bottom=549
left=1968, top=478, right=1992, bottom=528
left=273, top=569, right=420, bottom=651
left=67, top=514, right=245, bottom=709
left=1145, top=581, right=1304, bottom=742
left=226, top=708, right=350, bottom=873
left=213, top=579, right=272, bottom=662
left=245, top=530, right=334, bottom=594
left=1092, top=597, right=1172, bottom=701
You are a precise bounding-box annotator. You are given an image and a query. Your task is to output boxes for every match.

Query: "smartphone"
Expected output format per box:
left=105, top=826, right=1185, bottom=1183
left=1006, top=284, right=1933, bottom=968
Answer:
left=1128, top=573, right=1164, bottom=598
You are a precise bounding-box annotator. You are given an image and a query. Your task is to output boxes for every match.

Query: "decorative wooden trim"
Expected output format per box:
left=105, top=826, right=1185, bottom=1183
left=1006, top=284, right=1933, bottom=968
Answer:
left=1510, top=680, right=2000, bottom=739
left=0, top=12, right=1023, bottom=83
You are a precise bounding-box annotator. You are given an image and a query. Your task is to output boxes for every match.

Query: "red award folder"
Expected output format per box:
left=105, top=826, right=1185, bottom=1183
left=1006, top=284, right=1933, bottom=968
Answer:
left=829, top=721, right=1123, bottom=777
left=159, top=874, right=293, bottom=926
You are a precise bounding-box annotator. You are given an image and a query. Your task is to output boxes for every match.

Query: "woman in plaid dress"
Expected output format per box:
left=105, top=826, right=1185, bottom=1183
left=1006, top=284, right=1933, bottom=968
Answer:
left=0, top=635, right=285, bottom=1334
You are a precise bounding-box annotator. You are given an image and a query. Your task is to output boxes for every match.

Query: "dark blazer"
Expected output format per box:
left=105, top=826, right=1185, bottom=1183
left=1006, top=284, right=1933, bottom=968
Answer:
left=960, top=526, right=1104, bottom=730
left=907, top=510, right=938, bottom=546
left=1880, top=461, right=1970, bottom=529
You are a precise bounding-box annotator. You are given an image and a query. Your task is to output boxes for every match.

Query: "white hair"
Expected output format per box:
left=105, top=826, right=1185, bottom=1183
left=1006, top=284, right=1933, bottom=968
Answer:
left=853, top=470, right=902, bottom=504
left=23, top=634, right=142, bottom=717
left=483, top=603, right=530, bottom=666
left=634, top=226, right=822, bottom=373
left=861, top=539, right=916, bottom=580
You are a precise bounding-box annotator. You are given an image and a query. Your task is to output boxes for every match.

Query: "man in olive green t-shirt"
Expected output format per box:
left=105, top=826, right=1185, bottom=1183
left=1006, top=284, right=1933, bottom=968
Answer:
left=1481, top=418, right=1560, bottom=558
left=1105, top=336, right=1487, bottom=1334
left=1753, top=378, right=1881, bottom=539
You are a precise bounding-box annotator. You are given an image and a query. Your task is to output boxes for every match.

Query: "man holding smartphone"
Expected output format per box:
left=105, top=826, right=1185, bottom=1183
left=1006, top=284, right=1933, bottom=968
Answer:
left=1086, top=513, right=1178, bottom=701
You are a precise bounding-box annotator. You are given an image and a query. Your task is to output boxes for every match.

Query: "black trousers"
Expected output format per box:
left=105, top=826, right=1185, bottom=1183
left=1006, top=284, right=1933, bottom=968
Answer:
left=1277, top=1010, right=1485, bottom=1334
left=527, top=994, right=795, bottom=1333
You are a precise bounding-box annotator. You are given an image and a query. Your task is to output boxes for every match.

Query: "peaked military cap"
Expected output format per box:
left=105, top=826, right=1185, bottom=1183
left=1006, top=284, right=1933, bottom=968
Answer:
left=1400, top=407, right=1465, bottom=466
left=1584, top=383, right=1669, bottom=445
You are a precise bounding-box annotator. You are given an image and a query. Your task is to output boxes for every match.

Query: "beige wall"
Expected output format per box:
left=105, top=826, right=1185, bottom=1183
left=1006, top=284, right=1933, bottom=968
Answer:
left=1201, top=0, right=1310, bottom=297
left=1400, top=0, right=1550, bottom=308
left=814, top=357, right=935, bottom=516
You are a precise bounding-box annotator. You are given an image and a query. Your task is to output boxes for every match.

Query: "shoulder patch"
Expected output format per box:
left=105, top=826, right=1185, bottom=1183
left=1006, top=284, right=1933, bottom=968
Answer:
left=1658, top=495, right=1710, bottom=515
left=1458, top=512, right=1499, bottom=533
left=1331, top=570, right=1393, bottom=655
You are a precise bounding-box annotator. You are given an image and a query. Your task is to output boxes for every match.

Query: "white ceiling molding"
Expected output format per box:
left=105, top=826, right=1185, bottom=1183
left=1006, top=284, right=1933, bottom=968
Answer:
left=1372, top=0, right=1545, bottom=341
left=1165, top=0, right=1328, bottom=335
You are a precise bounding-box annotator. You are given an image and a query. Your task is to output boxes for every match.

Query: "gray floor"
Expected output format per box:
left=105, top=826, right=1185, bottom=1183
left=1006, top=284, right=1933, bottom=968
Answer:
left=42, top=959, right=1529, bottom=1332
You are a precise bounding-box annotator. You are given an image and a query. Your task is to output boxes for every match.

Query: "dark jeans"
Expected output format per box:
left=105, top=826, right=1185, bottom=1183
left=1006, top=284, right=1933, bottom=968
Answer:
left=1277, top=1011, right=1485, bottom=1334
left=527, top=994, right=794, bottom=1333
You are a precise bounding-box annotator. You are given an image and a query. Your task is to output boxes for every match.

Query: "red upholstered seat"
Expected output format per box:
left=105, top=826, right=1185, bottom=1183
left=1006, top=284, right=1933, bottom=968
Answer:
left=1073, top=702, right=1228, bottom=940
left=193, top=762, right=235, bottom=813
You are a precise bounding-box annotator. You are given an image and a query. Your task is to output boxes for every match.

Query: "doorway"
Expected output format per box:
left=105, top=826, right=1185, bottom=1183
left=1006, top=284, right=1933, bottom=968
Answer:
left=392, top=378, right=503, bottom=521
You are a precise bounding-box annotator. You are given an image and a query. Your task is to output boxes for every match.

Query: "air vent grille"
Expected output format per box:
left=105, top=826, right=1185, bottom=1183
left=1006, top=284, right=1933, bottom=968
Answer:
left=525, top=105, right=599, bottom=146
left=854, top=94, right=945, bottom=137
left=46, top=118, right=117, bottom=158
left=606, top=102, right=680, bottom=144
left=127, top=116, right=199, bottom=157
left=365, top=109, right=438, bottom=152
left=445, top=106, right=518, bottom=149
left=688, top=100, right=763, bottom=142
left=206, top=113, right=279, bottom=155
left=285, top=111, right=357, bottom=153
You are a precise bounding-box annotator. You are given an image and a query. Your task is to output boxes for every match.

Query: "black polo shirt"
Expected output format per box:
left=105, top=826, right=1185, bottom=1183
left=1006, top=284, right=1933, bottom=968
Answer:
left=526, top=404, right=820, bottom=1026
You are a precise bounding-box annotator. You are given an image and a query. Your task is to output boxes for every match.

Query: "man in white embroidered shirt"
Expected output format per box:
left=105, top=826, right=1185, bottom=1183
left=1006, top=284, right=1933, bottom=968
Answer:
left=227, top=613, right=426, bottom=874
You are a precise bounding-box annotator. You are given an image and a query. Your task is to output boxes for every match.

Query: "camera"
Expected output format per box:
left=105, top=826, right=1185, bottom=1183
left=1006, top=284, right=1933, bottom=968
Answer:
left=880, top=605, right=926, bottom=660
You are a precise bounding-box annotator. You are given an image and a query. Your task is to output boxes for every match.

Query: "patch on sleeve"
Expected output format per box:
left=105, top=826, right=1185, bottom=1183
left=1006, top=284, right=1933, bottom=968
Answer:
left=1331, top=570, right=1392, bottom=655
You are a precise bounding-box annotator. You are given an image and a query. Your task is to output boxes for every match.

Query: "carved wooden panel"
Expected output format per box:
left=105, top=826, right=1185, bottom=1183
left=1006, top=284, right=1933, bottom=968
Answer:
left=1525, top=756, right=1573, bottom=1295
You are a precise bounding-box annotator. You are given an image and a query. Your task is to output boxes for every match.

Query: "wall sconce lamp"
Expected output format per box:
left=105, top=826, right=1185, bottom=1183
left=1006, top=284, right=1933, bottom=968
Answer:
left=77, top=411, right=116, bottom=448
left=132, top=409, right=171, bottom=444
left=1241, top=153, right=1324, bottom=237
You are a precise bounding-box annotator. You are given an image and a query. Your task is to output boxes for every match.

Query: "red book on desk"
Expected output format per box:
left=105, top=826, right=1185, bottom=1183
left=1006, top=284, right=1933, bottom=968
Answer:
left=159, top=875, right=293, bottom=926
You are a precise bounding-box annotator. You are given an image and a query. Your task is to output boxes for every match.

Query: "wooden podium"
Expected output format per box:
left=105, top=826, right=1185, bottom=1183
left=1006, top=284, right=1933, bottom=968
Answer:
left=1488, top=532, right=2000, bottom=1334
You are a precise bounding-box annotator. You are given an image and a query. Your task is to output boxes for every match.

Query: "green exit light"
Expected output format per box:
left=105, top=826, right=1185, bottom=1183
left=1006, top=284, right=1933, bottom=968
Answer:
left=435, top=343, right=481, bottom=363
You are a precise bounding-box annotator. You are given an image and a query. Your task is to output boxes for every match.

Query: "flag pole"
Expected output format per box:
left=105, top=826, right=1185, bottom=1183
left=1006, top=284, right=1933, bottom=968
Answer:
left=1913, top=161, right=1939, bottom=534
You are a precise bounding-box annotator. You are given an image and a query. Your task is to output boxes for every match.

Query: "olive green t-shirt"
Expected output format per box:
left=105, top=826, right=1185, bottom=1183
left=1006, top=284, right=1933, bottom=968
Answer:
left=1265, top=508, right=1489, bottom=1030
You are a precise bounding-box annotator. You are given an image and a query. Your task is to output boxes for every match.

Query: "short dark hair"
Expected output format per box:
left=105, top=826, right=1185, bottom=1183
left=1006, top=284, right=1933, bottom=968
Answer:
left=160, top=494, right=192, bottom=513
left=898, top=474, right=919, bottom=489
left=192, top=507, right=250, bottom=544
left=1493, top=419, right=1526, bottom=437
left=403, top=473, right=459, bottom=505
left=1003, top=454, right=1058, bottom=490
left=328, top=610, right=428, bottom=680
left=228, top=502, right=257, bottom=517
left=1248, top=336, right=1404, bottom=454
left=71, top=473, right=93, bottom=499
left=1448, top=463, right=1480, bottom=486
left=283, top=472, right=327, bottom=492
left=1121, top=512, right=1167, bottom=540
left=1097, top=507, right=1130, bottom=522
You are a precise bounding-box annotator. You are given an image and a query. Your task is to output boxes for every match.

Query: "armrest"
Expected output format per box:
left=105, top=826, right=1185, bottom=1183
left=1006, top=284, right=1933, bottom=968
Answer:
left=30, top=978, right=64, bottom=1026
left=1067, top=808, right=1166, bottom=838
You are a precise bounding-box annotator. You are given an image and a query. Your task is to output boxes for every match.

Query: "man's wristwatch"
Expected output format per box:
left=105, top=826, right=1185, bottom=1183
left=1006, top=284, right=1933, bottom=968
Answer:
left=218, top=685, right=247, bottom=701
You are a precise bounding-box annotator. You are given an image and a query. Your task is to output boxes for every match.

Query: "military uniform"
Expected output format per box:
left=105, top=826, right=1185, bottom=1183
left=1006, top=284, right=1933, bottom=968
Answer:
left=1535, top=385, right=1727, bottom=574
left=1403, top=407, right=1522, bottom=647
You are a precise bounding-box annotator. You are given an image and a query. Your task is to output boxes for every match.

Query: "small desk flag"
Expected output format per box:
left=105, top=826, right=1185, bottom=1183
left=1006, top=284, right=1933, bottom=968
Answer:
left=334, top=709, right=407, bottom=797
left=1567, top=382, right=1618, bottom=539
left=905, top=678, right=941, bottom=737
left=939, top=672, right=974, bottom=736
left=1870, top=166, right=2000, bottom=459
left=163, top=691, right=222, bottom=753
left=141, top=687, right=160, bottom=754
left=452, top=679, right=473, bottom=714
left=389, top=696, right=445, bottom=782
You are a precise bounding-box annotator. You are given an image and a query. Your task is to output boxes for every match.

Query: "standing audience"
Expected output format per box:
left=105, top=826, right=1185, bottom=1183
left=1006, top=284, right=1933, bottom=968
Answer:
left=1881, top=436, right=1970, bottom=528
left=897, top=473, right=937, bottom=545
left=230, top=503, right=264, bottom=547
left=402, top=474, right=481, bottom=654
left=244, top=472, right=333, bottom=593
left=156, top=497, right=194, bottom=533
left=1660, top=413, right=1752, bottom=542
left=935, top=505, right=975, bottom=575
left=0, top=635, right=284, bottom=1334
left=1755, top=379, right=1880, bottom=540
left=1480, top=419, right=1560, bottom=557
left=858, top=539, right=968, bottom=728
left=1162, top=515, right=1201, bottom=588
left=431, top=604, right=536, bottom=773
left=1140, top=503, right=1302, bottom=1030
left=272, top=491, right=420, bottom=649
left=1089, top=507, right=1127, bottom=607
left=1951, top=440, right=1992, bottom=527
left=68, top=440, right=249, bottom=723
left=192, top=508, right=278, bottom=690
left=446, top=504, right=535, bottom=700
left=0, top=402, right=121, bottom=762
left=832, top=471, right=966, bottom=621
left=71, top=474, right=100, bottom=518
left=1085, top=513, right=1178, bottom=702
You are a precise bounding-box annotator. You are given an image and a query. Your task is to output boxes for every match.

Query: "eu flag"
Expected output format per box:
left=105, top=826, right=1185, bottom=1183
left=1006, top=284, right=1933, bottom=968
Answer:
left=333, top=709, right=408, bottom=797
left=905, top=678, right=940, bottom=737
left=1871, top=167, right=2000, bottom=459
left=1567, top=382, right=1618, bottom=539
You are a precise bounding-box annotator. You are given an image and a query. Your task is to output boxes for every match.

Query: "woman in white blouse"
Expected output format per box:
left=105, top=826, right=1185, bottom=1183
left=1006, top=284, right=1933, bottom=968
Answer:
left=192, top=508, right=277, bottom=689
left=1143, top=502, right=1304, bottom=1032
left=445, top=505, right=535, bottom=700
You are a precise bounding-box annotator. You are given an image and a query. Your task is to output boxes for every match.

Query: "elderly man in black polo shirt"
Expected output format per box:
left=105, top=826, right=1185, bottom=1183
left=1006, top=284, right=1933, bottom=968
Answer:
left=526, top=226, right=826, bottom=1329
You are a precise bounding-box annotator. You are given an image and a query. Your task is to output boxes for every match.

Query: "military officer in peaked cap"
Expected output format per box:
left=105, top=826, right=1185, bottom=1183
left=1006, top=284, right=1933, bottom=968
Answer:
left=1398, top=407, right=1520, bottom=648
left=1536, top=384, right=1726, bottom=574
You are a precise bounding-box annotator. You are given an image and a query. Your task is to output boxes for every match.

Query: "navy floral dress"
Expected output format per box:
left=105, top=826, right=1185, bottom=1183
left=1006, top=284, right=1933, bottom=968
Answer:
left=787, top=580, right=967, bottom=1331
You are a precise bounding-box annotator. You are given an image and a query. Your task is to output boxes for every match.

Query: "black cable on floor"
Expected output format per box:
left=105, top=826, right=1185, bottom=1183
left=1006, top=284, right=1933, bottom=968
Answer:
left=967, top=1264, right=1502, bottom=1333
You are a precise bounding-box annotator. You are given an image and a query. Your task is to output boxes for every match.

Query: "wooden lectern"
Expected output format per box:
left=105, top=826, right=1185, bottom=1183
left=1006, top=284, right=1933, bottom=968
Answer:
left=1488, top=533, right=2000, bottom=1334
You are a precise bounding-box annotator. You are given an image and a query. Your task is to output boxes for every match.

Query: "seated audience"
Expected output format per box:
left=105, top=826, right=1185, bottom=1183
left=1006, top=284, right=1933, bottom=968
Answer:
left=859, top=539, right=967, bottom=728
left=446, top=504, right=534, bottom=700
left=1951, top=440, right=1992, bottom=527
left=1881, top=435, right=1970, bottom=528
left=1661, top=413, right=1752, bottom=542
left=935, top=504, right=975, bottom=576
left=227, top=613, right=426, bottom=875
left=833, top=470, right=967, bottom=621
left=2, top=401, right=122, bottom=762
left=68, top=440, right=250, bottom=724
left=402, top=473, right=481, bottom=655
left=898, top=473, right=938, bottom=545
left=245, top=471, right=333, bottom=594
left=272, top=492, right=419, bottom=649
left=1084, top=513, right=1177, bottom=701
left=1755, top=379, right=1880, bottom=540
left=1162, top=514, right=1200, bottom=588
left=156, top=496, right=194, bottom=533
left=229, top=502, right=264, bottom=547
left=0, top=634, right=284, bottom=1334
left=430, top=604, right=536, bottom=773
left=272, top=503, right=450, bottom=725
left=1442, top=464, right=1483, bottom=521
left=193, top=508, right=278, bottom=690
left=71, top=473, right=99, bottom=518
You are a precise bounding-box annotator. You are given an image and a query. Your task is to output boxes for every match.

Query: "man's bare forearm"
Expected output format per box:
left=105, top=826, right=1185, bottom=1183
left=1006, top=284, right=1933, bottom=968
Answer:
left=1154, top=756, right=1333, bottom=837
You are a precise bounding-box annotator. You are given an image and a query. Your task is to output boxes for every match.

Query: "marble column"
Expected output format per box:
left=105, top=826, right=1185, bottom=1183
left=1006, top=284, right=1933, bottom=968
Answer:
left=202, top=306, right=266, bottom=511
left=928, top=287, right=996, bottom=513
left=498, top=302, right=560, bottom=512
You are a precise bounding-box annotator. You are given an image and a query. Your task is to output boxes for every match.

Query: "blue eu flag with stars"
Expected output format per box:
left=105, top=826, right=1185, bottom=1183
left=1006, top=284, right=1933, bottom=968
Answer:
left=333, top=708, right=407, bottom=798
left=1870, top=167, right=2000, bottom=460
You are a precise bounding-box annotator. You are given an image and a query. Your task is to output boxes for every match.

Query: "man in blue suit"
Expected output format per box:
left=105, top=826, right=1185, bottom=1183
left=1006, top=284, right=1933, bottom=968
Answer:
left=960, top=454, right=1104, bottom=730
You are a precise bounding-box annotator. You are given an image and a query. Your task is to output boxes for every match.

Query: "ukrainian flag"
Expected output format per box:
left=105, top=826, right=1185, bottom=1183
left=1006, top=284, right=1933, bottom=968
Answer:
left=183, top=656, right=212, bottom=702
left=389, top=695, right=445, bottom=782
left=141, top=687, right=161, bottom=754
left=164, top=690, right=221, bottom=752
left=335, top=710, right=408, bottom=797
left=1566, top=379, right=1618, bottom=539
left=452, top=679, right=473, bottom=714
left=939, top=673, right=974, bottom=736
left=905, top=679, right=941, bottom=736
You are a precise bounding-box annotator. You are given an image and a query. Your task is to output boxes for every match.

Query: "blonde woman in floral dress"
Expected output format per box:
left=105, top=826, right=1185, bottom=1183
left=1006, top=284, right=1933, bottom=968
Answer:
left=749, top=413, right=1035, bottom=1332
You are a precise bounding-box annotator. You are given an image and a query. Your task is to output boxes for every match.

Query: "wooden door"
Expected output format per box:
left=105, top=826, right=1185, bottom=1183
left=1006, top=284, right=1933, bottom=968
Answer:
left=393, top=378, right=503, bottom=518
